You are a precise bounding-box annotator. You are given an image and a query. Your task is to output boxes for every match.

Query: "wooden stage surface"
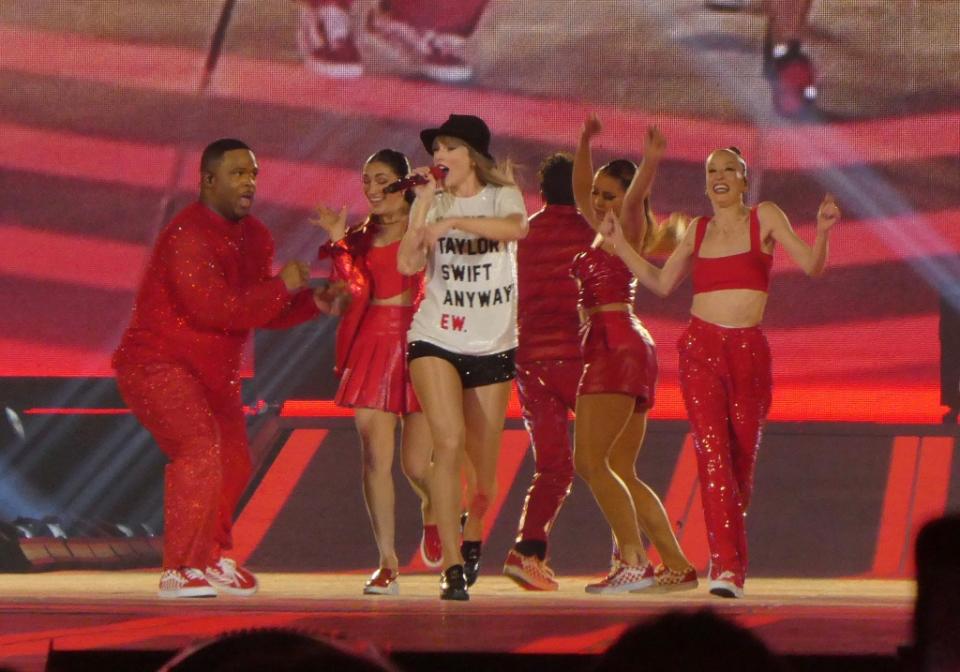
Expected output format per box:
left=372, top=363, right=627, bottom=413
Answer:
left=0, top=572, right=915, bottom=671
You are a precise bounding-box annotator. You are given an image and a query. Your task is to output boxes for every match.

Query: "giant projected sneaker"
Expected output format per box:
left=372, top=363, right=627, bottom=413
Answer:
left=205, top=557, right=259, bottom=596
left=297, top=3, right=362, bottom=78
left=158, top=567, right=217, bottom=599
left=366, top=7, right=472, bottom=83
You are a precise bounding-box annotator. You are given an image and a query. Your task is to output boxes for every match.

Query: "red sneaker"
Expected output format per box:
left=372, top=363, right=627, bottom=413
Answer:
left=585, top=560, right=655, bottom=594
left=366, top=9, right=472, bottom=83
left=420, top=524, right=442, bottom=568
left=205, top=557, right=258, bottom=596
left=502, top=550, right=559, bottom=591
left=363, top=567, right=399, bottom=595
left=158, top=567, right=216, bottom=599
left=651, top=563, right=699, bottom=592
left=297, top=3, right=362, bottom=78
left=709, top=570, right=744, bottom=599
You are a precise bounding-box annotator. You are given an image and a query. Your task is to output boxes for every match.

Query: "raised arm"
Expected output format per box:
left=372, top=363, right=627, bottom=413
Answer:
left=573, top=114, right=602, bottom=230
left=620, top=126, right=666, bottom=239
left=599, top=210, right=696, bottom=297
left=761, top=194, right=839, bottom=277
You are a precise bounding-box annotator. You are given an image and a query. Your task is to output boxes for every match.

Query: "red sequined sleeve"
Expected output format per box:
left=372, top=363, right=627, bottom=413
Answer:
left=262, top=288, right=321, bottom=329
left=319, top=238, right=361, bottom=287
left=165, top=224, right=290, bottom=330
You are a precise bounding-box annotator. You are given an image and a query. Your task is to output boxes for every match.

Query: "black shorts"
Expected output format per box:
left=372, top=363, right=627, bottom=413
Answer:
left=407, top=340, right=516, bottom=389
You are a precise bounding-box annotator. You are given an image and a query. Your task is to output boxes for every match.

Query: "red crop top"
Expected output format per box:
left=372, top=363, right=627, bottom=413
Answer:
left=570, top=245, right=637, bottom=310
left=366, top=240, right=416, bottom=300
left=691, top=207, right=773, bottom=294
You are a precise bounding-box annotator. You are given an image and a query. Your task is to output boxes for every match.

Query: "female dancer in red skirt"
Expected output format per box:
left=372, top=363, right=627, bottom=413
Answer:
left=600, top=145, right=839, bottom=598
left=315, top=149, right=434, bottom=596
left=572, top=115, right=696, bottom=594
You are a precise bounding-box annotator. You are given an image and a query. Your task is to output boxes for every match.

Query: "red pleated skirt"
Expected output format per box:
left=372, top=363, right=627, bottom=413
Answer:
left=335, top=304, right=421, bottom=414
left=578, top=310, right=658, bottom=411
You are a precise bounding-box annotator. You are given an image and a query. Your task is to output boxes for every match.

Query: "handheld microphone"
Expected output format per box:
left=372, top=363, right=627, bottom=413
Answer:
left=383, top=165, right=449, bottom=194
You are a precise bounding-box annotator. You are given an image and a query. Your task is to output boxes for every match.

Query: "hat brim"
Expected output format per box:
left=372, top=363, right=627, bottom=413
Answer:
left=420, top=128, right=494, bottom=161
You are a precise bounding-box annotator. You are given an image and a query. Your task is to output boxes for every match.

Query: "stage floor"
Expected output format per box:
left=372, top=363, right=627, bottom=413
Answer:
left=0, top=572, right=914, bottom=671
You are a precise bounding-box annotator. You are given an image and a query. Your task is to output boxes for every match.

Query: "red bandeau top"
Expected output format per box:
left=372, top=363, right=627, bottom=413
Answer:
left=366, top=240, right=417, bottom=299
left=691, top=207, right=773, bottom=294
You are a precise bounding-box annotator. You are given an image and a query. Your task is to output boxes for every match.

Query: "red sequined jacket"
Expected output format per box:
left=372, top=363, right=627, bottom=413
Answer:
left=318, top=220, right=424, bottom=376
left=113, top=202, right=320, bottom=385
left=517, top=205, right=595, bottom=364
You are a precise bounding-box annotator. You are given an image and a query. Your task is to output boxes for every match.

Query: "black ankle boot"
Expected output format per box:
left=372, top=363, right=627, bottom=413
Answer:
left=440, top=564, right=468, bottom=601
left=461, top=541, right=482, bottom=587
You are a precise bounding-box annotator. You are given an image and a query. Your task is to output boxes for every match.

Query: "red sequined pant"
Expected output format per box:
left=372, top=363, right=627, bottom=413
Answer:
left=116, top=362, right=252, bottom=570
left=678, top=317, right=772, bottom=586
left=514, top=359, right=581, bottom=544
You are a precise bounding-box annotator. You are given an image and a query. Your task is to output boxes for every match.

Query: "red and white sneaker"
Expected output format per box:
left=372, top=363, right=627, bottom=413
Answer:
left=363, top=567, right=399, bottom=595
left=420, top=524, right=443, bottom=568
left=366, top=9, right=472, bottom=83
left=651, top=563, right=699, bottom=592
left=709, top=570, right=744, bottom=599
left=502, top=549, right=559, bottom=591
left=158, top=567, right=217, bottom=599
left=297, top=3, right=362, bottom=78
left=205, top=557, right=258, bottom=596
left=585, top=560, right=655, bottom=594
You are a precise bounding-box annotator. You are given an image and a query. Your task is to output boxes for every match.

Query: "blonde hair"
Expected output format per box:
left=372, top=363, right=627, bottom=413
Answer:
left=433, top=135, right=516, bottom=188
left=641, top=203, right=689, bottom=256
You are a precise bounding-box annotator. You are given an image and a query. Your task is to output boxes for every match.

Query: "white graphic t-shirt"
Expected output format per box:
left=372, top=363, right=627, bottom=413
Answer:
left=408, top=185, right=527, bottom=356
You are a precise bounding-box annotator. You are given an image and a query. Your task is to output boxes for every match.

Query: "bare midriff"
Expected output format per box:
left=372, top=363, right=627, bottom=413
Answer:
left=370, top=288, right=416, bottom=307
left=691, top=289, right=767, bottom=327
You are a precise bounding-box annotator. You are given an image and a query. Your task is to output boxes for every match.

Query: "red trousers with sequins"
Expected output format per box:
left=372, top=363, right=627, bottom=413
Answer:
left=116, top=362, right=252, bottom=570
left=514, top=359, right=581, bottom=544
left=678, top=317, right=772, bottom=586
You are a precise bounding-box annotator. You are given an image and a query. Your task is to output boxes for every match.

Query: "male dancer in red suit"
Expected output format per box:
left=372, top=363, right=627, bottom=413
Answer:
left=113, top=139, right=340, bottom=598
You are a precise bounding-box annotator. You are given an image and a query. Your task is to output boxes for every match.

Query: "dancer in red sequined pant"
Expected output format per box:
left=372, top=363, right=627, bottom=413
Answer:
left=601, top=145, right=839, bottom=598
left=113, top=139, right=339, bottom=599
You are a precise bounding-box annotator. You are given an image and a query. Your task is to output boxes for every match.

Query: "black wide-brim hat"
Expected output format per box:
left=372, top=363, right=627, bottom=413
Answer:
left=420, top=114, right=494, bottom=161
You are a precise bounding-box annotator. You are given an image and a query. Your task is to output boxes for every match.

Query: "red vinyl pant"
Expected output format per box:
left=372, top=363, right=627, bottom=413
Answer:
left=678, top=317, right=772, bottom=585
left=307, top=0, right=489, bottom=36
left=116, top=362, right=252, bottom=570
left=514, top=359, right=581, bottom=545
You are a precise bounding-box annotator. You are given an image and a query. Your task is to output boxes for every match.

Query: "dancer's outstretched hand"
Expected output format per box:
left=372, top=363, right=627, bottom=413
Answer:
left=310, top=204, right=348, bottom=243
left=599, top=210, right=627, bottom=253
left=581, top=113, right=603, bottom=139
